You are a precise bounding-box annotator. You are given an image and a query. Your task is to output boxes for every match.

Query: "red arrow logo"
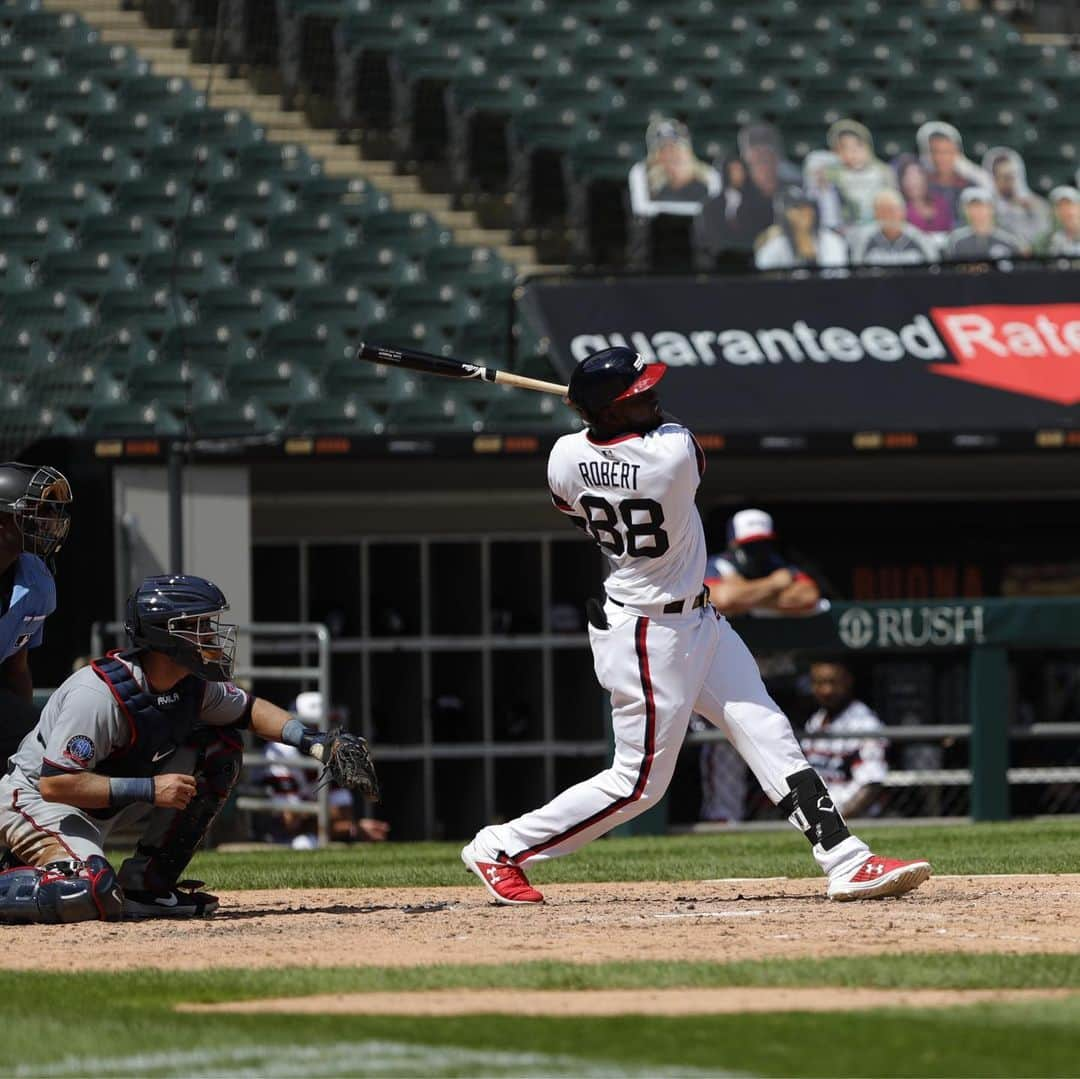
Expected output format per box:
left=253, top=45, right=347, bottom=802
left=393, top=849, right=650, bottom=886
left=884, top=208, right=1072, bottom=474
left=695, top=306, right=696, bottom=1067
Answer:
left=928, top=304, right=1080, bottom=405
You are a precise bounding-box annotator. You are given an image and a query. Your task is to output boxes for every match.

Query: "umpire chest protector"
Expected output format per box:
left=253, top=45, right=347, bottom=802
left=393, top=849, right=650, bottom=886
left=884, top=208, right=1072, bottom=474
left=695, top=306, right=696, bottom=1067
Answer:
left=90, top=651, right=206, bottom=779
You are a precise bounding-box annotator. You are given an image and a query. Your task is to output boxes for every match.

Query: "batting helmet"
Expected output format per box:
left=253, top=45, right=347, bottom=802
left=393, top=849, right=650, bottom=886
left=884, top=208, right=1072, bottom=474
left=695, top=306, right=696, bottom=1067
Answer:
left=124, top=574, right=237, bottom=682
left=0, top=462, right=73, bottom=565
left=566, top=348, right=667, bottom=418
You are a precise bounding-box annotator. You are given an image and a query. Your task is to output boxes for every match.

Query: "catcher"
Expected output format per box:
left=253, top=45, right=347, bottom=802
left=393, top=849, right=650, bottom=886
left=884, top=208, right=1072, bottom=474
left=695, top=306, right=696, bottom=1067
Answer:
left=0, top=574, right=378, bottom=923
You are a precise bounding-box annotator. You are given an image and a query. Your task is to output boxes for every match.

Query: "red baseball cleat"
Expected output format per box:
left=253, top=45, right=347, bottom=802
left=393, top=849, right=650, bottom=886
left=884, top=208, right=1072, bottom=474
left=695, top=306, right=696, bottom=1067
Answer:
left=828, top=854, right=932, bottom=901
left=461, top=843, right=544, bottom=905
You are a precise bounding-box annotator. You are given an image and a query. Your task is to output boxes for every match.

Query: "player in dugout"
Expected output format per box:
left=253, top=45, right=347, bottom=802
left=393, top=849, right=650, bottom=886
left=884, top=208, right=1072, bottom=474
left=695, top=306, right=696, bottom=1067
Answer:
left=0, top=574, right=378, bottom=923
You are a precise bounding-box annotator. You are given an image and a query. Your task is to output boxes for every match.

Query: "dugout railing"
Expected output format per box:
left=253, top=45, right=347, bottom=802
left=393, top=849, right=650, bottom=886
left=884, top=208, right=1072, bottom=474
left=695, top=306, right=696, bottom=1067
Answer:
left=89, top=620, right=334, bottom=846
left=659, top=597, right=1080, bottom=832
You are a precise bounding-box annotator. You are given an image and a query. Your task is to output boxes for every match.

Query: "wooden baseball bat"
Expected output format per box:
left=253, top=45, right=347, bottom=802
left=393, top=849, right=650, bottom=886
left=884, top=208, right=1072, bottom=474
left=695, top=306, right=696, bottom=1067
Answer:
left=357, top=341, right=568, bottom=396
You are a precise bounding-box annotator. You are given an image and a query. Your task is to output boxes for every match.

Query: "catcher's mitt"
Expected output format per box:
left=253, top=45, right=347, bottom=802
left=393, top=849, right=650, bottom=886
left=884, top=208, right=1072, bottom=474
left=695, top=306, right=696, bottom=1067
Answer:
left=310, top=730, right=381, bottom=802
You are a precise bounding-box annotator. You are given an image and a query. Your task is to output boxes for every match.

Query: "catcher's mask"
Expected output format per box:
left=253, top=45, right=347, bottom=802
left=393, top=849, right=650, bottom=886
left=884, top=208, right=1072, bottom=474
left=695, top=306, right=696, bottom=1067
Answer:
left=125, top=574, right=237, bottom=682
left=0, top=463, right=73, bottom=565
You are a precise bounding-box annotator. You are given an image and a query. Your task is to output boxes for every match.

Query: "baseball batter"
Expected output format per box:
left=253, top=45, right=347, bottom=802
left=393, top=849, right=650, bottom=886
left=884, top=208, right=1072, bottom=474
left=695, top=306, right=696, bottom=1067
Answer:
left=462, top=347, right=930, bottom=903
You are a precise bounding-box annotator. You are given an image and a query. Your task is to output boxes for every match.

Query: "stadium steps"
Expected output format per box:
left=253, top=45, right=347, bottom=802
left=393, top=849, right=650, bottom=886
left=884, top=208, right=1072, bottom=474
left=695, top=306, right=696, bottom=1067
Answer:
left=42, top=0, right=555, bottom=275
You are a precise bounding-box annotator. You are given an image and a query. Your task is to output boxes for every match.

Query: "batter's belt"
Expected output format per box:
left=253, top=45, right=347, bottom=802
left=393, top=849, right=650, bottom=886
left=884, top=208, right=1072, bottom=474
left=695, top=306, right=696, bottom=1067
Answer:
left=607, top=586, right=709, bottom=618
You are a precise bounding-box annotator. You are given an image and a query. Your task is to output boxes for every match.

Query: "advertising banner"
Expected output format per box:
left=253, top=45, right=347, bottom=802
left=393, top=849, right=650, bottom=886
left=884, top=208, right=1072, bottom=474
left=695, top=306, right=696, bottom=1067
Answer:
left=520, top=269, right=1080, bottom=452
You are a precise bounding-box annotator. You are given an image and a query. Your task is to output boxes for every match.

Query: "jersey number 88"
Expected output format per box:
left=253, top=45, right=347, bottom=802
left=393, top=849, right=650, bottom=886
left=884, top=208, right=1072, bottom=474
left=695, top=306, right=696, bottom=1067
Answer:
left=579, top=496, right=670, bottom=557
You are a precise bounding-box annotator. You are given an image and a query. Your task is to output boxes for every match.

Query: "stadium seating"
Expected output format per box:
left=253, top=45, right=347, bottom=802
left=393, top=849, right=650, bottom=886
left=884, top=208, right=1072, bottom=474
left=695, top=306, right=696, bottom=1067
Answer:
left=3, top=0, right=1079, bottom=441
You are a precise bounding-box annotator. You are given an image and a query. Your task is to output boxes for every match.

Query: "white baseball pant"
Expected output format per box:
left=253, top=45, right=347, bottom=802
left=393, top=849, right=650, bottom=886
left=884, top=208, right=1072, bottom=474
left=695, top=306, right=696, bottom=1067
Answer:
left=472, top=600, right=869, bottom=877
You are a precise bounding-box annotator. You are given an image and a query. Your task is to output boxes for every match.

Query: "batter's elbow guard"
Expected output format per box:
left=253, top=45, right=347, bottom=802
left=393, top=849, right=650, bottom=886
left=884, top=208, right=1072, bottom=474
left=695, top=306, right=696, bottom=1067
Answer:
left=0, top=856, right=124, bottom=924
left=778, top=768, right=851, bottom=852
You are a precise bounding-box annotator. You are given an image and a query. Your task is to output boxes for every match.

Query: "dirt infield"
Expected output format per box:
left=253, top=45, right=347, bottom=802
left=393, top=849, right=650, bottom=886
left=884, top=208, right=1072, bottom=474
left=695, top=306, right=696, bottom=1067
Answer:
left=181, top=986, right=1075, bottom=1017
left=1, top=873, right=1078, bottom=973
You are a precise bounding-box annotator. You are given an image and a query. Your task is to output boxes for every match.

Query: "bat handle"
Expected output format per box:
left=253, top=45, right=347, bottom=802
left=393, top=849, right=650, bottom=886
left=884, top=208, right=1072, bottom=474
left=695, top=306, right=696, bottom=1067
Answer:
left=492, top=371, right=569, bottom=396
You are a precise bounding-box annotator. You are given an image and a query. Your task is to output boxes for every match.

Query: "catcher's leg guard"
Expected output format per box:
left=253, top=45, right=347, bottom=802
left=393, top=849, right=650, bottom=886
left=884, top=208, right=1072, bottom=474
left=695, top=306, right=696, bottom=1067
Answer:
left=119, top=728, right=242, bottom=893
left=0, top=856, right=123, bottom=924
left=778, top=768, right=851, bottom=852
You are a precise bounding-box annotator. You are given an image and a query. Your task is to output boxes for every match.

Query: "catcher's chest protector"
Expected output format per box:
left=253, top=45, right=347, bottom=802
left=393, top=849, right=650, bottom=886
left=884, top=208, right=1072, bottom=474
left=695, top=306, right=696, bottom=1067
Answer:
left=89, top=652, right=204, bottom=791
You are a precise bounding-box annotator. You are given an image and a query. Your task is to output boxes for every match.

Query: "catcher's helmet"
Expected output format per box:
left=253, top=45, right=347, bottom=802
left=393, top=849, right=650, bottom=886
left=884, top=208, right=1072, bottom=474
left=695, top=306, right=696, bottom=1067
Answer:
left=0, top=462, right=73, bottom=564
left=124, top=574, right=237, bottom=682
left=566, top=347, right=667, bottom=418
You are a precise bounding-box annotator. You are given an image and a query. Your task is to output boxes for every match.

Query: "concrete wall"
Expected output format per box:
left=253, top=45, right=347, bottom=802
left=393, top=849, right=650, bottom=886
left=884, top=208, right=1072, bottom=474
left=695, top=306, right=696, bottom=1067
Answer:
left=112, top=465, right=251, bottom=661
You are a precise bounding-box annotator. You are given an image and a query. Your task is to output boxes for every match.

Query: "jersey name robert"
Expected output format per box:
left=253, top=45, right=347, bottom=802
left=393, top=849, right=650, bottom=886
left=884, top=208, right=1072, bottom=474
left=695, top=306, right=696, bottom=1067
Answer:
left=577, top=460, right=641, bottom=490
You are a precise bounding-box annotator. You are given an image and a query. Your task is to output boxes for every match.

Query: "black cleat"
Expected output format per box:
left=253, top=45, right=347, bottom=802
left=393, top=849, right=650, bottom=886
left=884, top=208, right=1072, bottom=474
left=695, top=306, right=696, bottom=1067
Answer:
left=122, top=879, right=219, bottom=919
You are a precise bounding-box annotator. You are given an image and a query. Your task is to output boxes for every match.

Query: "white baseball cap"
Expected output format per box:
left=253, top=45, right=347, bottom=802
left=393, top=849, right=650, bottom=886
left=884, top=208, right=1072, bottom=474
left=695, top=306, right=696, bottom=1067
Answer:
left=1050, top=185, right=1080, bottom=205
left=726, top=508, right=775, bottom=545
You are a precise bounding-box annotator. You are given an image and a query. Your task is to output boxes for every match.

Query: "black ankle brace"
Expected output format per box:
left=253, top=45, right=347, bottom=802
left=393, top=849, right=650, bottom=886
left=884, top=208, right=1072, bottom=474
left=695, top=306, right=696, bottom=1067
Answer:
left=778, top=768, right=851, bottom=851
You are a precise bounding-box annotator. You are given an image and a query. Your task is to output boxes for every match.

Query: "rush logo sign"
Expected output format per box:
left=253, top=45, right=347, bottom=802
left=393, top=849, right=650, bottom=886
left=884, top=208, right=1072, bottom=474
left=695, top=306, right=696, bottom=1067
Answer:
left=929, top=304, right=1080, bottom=405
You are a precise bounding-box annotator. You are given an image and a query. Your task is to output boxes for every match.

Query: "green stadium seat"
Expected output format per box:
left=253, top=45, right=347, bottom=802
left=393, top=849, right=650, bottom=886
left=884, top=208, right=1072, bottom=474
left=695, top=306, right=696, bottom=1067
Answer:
left=116, top=74, right=205, bottom=119
left=389, top=281, right=485, bottom=329
left=40, top=250, right=136, bottom=297
left=28, top=75, right=118, bottom=121
left=139, top=249, right=235, bottom=296
left=52, top=144, right=142, bottom=190
left=145, top=142, right=237, bottom=186
left=266, top=208, right=358, bottom=257
left=329, top=246, right=422, bottom=291
left=295, top=176, right=392, bottom=225
left=175, top=212, right=263, bottom=259
left=27, top=365, right=125, bottom=410
left=82, top=400, right=185, bottom=437
left=159, top=323, right=257, bottom=374
left=114, top=176, right=205, bottom=222
left=195, top=286, right=290, bottom=337
left=84, top=111, right=172, bottom=157
left=80, top=213, right=171, bottom=260
left=0, top=111, right=82, bottom=156
left=451, top=320, right=514, bottom=366
left=235, top=141, right=322, bottom=186
left=2, top=288, right=92, bottom=336
left=206, top=176, right=297, bottom=219
left=0, top=326, right=55, bottom=375
left=0, top=253, right=36, bottom=296
left=225, top=358, right=321, bottom=407
left=9, top=10, right=99, bottom=51
left=16, top=180, right=112, bottom=229
left=188, top=399, right=280, bottom=437
left=360, top=210, right=453, bottom=253
left=424, top=245, right=516, bottom=291
left=174, top=108, right=264, bottom=152
left=0, top=214, right=75, bottom=258
left=285, top=396, right=383, bottom=436
left=366, top=313, right=448, bottom=356
left=0, top=43, right=61, bottom=82
left=62, top=42, right=149, bottom=82
left=321, top=356, right=419, bottom=403
left=235, top=248, right=326, bottom=293
left=383, top=396, right=482, bottom=434
left=98, top=287, right=196, bottom=339
left=483, top=390, right=581, bottom=433
left=127, top=359, right=223, bottom=407
left=479, top=40, right=571, bottom=84
left=292, top=284, right=387, bottom=329
left=0, top=145, right=49, bottom=188
left=58, top=326, right=157, bottom=376
left=0, top=399, right=80, bottom=439
left=259, top=318, right=350, bottom=372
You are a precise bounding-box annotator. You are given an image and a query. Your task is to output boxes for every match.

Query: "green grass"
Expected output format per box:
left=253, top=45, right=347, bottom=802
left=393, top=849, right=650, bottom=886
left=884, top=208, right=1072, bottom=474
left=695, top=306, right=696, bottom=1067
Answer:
left=189, top=819, right=1080, bottom=890
left=2, top=958, right=1079, bottom=1077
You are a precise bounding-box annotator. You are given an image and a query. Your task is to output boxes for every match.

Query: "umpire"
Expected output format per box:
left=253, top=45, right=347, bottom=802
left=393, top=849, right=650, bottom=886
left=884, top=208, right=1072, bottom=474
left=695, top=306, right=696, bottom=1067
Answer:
left=0, top=463, right=72, bottom=767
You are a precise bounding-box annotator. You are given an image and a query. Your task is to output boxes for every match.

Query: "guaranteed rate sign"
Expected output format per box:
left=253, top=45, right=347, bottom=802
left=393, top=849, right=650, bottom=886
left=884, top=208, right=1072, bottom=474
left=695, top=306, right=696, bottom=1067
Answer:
left=520, top=269, right=1080, bottom=442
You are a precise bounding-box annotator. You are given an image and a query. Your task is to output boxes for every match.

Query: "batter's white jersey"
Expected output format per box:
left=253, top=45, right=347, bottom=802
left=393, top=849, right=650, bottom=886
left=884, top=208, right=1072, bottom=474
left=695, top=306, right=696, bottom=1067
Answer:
left=547, top=422, right=707, bottom=607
